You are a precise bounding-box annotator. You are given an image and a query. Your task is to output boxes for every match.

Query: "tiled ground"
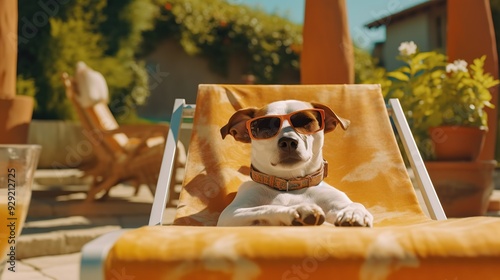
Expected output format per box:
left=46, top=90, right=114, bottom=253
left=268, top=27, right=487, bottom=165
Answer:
left=1, top=170, right=178, bottom=280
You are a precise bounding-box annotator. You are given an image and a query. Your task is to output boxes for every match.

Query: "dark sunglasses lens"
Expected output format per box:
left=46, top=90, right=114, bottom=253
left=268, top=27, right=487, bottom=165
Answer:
left=290, top=110, right=323, bottom=133
left=250, top=117, right=281, bottom=139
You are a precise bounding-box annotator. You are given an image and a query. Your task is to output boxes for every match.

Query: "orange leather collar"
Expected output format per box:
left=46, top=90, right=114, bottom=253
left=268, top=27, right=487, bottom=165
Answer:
left=250, top=161, right=328, bottom=191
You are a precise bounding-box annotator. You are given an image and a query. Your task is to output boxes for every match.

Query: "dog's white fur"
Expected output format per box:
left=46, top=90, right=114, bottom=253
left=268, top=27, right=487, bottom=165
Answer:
left=217, top=100, right=373, bottom=227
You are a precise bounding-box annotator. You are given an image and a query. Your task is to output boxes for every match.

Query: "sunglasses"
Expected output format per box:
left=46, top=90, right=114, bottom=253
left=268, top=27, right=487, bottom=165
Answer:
left=246, top=109, right=325, bottom=140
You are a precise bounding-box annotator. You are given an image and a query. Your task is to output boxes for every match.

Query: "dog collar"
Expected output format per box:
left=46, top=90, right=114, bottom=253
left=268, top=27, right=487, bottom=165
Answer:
left=250, top=161, right=328, bottom=191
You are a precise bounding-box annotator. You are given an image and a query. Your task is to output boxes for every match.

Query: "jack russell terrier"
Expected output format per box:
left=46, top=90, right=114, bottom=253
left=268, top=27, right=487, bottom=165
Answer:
left=217, top=100, right=373, bottom=227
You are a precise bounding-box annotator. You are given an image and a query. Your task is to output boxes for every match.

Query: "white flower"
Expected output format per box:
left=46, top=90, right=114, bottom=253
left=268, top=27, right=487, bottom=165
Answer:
left=454, top=59, right=468, bottom=72
left=446, top=63, right=457, bottom=73
left=446, top=59, right=468, bottom=73
left=398, top=41, right=417, bottom=56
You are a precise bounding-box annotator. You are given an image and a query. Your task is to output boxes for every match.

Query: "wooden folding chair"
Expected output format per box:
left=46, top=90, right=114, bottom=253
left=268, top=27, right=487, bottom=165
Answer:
left=61, top=69, right=184, bottom=203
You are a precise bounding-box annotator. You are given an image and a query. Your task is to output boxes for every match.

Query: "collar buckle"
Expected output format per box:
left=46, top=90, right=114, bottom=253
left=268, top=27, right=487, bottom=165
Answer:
left=250, top=160, right=328, bottom=192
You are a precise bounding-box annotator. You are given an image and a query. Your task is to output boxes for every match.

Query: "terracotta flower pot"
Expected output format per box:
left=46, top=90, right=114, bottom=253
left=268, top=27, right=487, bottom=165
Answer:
left=429, top=126, right=487, bottom=161
left=425, top=160, right=495, bottom=217
left=0, top=96, right=34, bottom=144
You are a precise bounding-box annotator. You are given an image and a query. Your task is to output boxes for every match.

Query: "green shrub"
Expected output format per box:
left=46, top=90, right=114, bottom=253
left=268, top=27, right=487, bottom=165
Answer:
left=354, top=46, right=388, bottom=87
left=16, top=75, right=37, bottom=110
left=140, top=0, right=303, bottom=83
left=16, top=75, right=37, bottom=98
left=17, top=0, right=385, bottom=120
left=17, top=0, right=159, bottom=121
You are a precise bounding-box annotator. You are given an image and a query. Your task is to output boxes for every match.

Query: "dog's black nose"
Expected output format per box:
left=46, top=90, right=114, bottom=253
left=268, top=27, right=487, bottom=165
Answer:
left=278, top=137, right=298, bottom=152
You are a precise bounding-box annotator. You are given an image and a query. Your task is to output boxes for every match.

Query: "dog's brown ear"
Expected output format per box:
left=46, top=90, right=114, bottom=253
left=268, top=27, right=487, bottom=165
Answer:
left=311, top=102, right=350, bottom=133
left=220, top=108, right=258, bottom=143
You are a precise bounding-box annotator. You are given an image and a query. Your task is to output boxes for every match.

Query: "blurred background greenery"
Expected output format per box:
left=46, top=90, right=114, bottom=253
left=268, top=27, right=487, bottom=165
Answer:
left=17, top=0, right=383, bottom=122
left=16, top=0, right=500, bottom=124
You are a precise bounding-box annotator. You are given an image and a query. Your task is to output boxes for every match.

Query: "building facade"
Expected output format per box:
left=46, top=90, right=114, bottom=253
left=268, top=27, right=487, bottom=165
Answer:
left=365, top=0, right=447, bottom=70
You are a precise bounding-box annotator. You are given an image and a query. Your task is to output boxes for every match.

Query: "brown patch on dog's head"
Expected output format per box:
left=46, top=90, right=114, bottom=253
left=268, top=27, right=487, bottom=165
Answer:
left=311, top=102, right=350, bottom=133
left=298, top=109, right=322, bottom=133
left=221, top=108, right=260, bottom=143
left=221, top=102, right=349, bottom=141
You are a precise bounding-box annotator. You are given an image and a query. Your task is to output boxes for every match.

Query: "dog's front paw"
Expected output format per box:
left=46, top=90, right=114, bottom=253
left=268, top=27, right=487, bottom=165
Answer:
left=335, top=203, right=373, bottom=227
left=289, top=204, right=325, bottom=226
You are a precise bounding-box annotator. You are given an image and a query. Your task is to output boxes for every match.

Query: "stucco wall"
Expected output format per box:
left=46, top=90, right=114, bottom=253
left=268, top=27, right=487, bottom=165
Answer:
left=384, top=13, right=430, bottom=71
left=379, top=2, right=446, bottom=71
left=138, top=39, right=300, bottom=121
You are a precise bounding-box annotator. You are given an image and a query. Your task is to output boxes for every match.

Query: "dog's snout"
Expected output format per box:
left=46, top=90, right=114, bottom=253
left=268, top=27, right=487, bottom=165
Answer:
left=278, top=137, right=298, bottom=152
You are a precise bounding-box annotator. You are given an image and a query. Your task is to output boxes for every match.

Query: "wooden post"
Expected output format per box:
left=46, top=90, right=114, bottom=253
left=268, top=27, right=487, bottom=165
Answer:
left=0, top=0, right=18, bottom=99
left=301, top=0, right=354, bottom=84
left=447, top=0, right=499, bottom=161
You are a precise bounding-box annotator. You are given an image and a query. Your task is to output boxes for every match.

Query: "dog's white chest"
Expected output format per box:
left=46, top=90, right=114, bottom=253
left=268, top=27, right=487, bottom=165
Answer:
left=259, top=182, right=327, bottom=206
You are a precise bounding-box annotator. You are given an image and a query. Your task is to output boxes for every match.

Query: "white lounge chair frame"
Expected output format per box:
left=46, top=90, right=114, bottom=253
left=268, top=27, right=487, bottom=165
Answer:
left=80, top=97, right=446, bottom=280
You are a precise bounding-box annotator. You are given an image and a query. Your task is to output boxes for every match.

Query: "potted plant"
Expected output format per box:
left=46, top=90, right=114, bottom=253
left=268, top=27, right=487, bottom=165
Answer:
left=385, top=41, right=499, bottom=160
left=383, top=41, right=500, bottom=217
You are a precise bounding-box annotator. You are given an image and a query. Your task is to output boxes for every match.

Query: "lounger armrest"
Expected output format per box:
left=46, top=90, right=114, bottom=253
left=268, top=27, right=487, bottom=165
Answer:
left=100, top=124, right=169, bottom=156
left=111, top=124, right=169, bottom=137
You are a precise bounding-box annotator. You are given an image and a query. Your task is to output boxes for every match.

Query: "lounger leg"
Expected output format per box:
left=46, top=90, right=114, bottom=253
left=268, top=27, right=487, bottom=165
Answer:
left=85, top=174, right=120, bottom=202
left=131, top=179, right=141, bottom=195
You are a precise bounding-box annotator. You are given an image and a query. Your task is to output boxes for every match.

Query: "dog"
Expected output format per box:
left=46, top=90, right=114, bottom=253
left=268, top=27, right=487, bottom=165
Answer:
left=217, top=100, right=373, bottom=227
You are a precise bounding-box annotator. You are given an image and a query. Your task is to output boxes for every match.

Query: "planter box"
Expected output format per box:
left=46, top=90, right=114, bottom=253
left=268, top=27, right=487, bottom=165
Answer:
left=426, top=160, right=496, bottom=217
left=28, top=120, right=95, bottom=169
left=0, top=96, right=34, bottom=144
left=429, top=126, right=486, bottom=161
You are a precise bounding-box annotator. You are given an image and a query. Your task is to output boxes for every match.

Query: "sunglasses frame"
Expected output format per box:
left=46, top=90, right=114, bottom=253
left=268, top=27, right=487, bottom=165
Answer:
left=245, top=108, right=326, bottom=140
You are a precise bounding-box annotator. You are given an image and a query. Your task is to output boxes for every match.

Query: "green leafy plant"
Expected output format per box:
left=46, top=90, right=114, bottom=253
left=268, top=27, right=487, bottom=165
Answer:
left=383, top=41, right=499, bottom=158
left=17, top=0, right=159, bottom=121
left=16, top=75, right=37, bottom=98
left=354, top=46, right=389, bottom=87
left=16, top=75, right=38, bottom=109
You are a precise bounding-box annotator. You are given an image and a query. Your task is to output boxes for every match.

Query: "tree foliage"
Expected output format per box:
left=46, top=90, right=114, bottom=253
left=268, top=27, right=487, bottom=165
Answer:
left=140, top=0, right=303, bottom=83
left=17, top=0, right=159, bottom=120
left=17, top=0, right=387, bottom=119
